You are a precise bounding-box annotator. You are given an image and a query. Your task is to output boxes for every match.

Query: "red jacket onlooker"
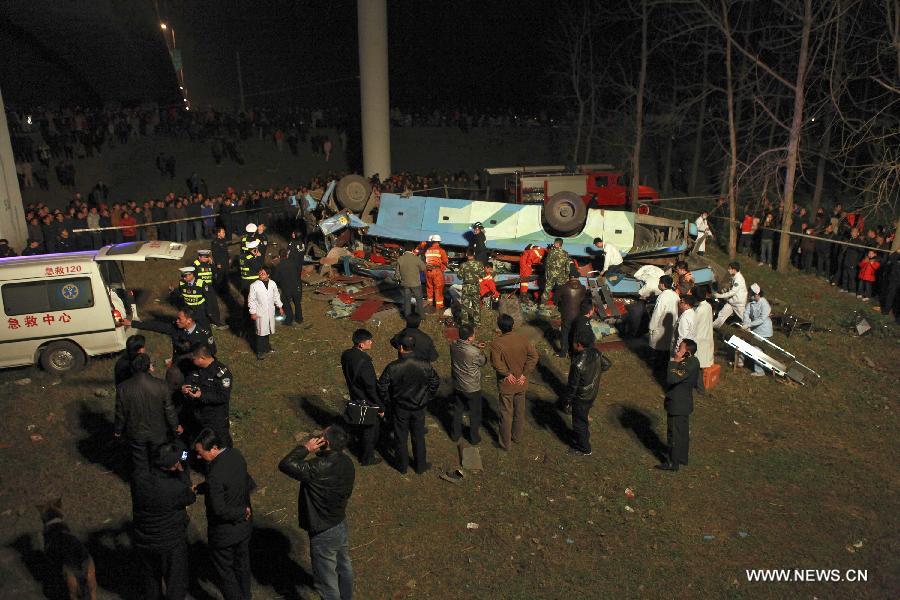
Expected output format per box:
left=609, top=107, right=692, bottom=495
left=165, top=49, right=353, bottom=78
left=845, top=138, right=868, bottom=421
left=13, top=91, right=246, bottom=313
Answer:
left=858, top=257, right=880, bottom=282
left=120, top=213, right=137, bottom=240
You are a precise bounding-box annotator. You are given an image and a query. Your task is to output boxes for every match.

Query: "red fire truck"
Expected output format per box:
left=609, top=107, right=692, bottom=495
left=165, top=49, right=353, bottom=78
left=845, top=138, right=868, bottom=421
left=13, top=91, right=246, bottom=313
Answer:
left=485, top=164, right=660, bottom=234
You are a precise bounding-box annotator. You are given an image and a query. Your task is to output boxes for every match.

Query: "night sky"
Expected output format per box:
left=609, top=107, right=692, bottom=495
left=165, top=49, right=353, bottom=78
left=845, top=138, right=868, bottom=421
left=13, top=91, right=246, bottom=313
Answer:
left=2, top=0, right=557, bottom=111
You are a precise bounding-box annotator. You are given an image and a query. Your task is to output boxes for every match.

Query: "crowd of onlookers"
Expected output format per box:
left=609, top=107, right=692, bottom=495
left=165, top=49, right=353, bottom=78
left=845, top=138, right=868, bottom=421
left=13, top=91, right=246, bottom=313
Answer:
left=723, top=199, right=898, bottom=312
left=6, top=102, right=564, bottom=188
left=1, top=166, right=489, bottom=258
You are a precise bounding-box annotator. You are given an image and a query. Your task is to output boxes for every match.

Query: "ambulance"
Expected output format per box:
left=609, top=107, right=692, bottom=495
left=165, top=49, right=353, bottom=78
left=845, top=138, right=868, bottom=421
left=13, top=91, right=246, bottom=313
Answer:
left=0, top=241, right=185, bottom=374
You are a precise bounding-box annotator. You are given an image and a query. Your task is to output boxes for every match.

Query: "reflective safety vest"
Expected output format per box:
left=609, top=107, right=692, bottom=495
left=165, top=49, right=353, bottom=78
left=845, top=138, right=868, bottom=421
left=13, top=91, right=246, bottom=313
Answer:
left=179, top=280, right=206, bottom=306
left=479, top=274, right=499, bottom=298
left=193, top=259, right=214, bottom=284
left=239, top=254, right=259, bottom=281
left=425, top=245, right=446, bottom=269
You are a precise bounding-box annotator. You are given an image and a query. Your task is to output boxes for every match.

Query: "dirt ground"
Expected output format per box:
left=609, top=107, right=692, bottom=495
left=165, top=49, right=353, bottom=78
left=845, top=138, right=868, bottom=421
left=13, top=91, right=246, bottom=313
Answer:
left=0, top=244, right=897, bottom=599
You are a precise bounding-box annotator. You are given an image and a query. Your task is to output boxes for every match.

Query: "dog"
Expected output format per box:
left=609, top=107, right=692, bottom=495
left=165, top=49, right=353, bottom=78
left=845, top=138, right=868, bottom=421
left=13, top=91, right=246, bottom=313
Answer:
left=38, top=498, right=97, bottom=600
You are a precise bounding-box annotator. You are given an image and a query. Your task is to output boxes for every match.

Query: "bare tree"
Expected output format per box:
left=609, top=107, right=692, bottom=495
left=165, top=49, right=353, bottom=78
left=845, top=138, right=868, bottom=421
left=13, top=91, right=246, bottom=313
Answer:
left=631, top=0, right=650, bottom=205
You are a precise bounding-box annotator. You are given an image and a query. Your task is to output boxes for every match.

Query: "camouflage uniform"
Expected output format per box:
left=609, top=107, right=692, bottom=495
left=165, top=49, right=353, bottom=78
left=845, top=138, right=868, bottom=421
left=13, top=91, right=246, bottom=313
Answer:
left=457, top=259, right=484, bottom=326
left=540, top=245, right=571, bottom=304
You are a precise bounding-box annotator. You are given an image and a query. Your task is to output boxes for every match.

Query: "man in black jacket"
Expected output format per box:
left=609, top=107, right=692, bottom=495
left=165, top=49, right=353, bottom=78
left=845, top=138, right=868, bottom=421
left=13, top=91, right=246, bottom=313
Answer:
left=389, top=312, right=438, bottom=362
left=114, top=334, right=146, bottom=386
left=570, top=300, right=596, bottom=354
left=657, top=339, right=701, bottom=472
left=340, top=329, right=383, bottom=466
left=274, top=248, right=303, bottom=326
left=878, top=247, right=900, bottom=321
left=182, top=345, right=233, bottom=445
left=565, top=331, right=607, bottom=456
left=378, top=336, right=440, bottom=474
left=279, top=425, right=356, bottom=600
left=211, top=227, right=231, bottom=293
left=114, top=354, right=181, bottom=474
left=555, top=268, right=586, bottom=358
left=131, top=443, right=196, bottom=600
left=194, top=429, right=255, bottom=600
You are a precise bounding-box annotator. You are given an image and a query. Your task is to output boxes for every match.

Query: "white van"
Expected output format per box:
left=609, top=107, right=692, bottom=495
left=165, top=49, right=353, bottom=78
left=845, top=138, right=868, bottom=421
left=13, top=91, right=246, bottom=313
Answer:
left=0, top=241, right=186, bottom=374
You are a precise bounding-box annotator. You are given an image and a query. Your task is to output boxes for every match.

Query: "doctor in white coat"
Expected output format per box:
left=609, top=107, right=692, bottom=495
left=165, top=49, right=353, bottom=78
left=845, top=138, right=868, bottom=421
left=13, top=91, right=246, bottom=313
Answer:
left=648, top=275, right=679, bottom=365
left=692, top=288, right=715, bottom=369
left=672, top=294, right=698, bottom=356
left=248, top=265, right=284, bottom=360
left=712, top=261, right=747, bottom=328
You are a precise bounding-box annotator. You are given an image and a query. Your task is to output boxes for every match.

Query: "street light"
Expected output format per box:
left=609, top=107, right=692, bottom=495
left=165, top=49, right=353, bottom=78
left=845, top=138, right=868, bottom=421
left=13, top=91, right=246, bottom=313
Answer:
left=160, top=22, right=167, bottom=30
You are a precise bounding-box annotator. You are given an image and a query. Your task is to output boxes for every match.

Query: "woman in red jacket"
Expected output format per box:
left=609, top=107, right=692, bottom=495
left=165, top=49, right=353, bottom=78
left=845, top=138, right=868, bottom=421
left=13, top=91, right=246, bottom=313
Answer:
left=857, top=250, right=881, bottom=300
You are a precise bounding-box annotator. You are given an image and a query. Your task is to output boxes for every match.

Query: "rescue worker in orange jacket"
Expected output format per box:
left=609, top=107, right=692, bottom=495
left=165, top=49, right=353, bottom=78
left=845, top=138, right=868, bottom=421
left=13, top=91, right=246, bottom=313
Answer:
left=519, top=244, right=546, bottom=297
left=424, top=235, right=449, bottom=310
left=480, top=262, right=500, bottom=301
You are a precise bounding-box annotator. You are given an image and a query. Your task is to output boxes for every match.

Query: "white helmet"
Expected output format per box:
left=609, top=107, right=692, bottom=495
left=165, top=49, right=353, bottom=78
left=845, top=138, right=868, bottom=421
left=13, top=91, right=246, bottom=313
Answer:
left=245, top=223, right=258, bottom=233
left=428, top=234, right=442, bottom=242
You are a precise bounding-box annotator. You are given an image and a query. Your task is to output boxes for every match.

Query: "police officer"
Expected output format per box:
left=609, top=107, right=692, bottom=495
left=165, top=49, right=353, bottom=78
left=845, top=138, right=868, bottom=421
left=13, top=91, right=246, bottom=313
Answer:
left=240, top=223, right=258, bottom=253
left=129, top=310, right=215, bottom=357
left=457, top=249, right=483, bottom=327
left=193, top=250, right=223, bottom=327
left=211, top=226, right=231, bottom=295
left=182, top=345, right=234, bottom=446
left=170, top=267, right=220, bottom=328
left=470, top=222, right=489, bottom=264
left=285, top=229, right=306, bottom=264
left=239, top=239, right=263, bottom=293
left=656, top=339, right=700, bottom=472
left=541, top=238, right=571, bottom=305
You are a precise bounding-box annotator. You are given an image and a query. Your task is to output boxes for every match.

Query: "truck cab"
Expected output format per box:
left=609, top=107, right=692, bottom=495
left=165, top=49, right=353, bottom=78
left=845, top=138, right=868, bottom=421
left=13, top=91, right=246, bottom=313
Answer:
left=486, top=164, right=660, bottom=235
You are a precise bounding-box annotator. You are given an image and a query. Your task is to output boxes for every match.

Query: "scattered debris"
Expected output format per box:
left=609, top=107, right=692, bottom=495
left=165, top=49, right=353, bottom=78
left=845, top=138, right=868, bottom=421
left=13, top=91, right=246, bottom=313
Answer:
left=460, top=446, right=483, bottom=471
left=853, top=539, right=864, bottom=548
left=26, top=424, right=36, bottom=431
left=702, top=535, right=716, bottom=541
left=13, top=378, right=31, bottom=386
left=565, top=538, right=574, bottom=544
left=738, top=531, right=750, bottom=538
left=623, top=505, right=634, bottom=513
left=94, top=388, right=110, bottom=398
left=30, top=434, right=44, bottom=443
left=624, top=487, right=635, bottom=499
left=439, top=470, right=465, bottom=485
left=466, top=522, right=479, bottom=530
left=648, top=510, right=657, bottom=517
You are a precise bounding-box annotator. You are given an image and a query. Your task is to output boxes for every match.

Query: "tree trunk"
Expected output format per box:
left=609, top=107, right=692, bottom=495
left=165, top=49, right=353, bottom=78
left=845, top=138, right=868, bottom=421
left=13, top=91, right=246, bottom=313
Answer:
left=723, top=0, right=739, bottom=259
left=689, top=49, right=709, bottom=196
left=776, top=0, right=813, bottom=273
left=583, top=33, right=597, bottom=164
left=893, top=216, right=900, bottom=251
left=810, top=119, right=831, bottom=217
left=631, top=0, right=649, bottom=205
left=662, top=133, right=674, bottom=196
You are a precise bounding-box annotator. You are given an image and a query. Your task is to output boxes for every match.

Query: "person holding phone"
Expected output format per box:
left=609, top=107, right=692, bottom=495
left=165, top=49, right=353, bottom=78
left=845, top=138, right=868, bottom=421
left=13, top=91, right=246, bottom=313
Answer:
left=657, top=339, right=700, bottom=472
left=279, top=425, right=356, bottom=600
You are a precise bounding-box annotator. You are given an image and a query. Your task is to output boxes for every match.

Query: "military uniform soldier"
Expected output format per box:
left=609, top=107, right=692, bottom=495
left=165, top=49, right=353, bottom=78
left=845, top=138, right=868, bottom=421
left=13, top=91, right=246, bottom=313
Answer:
left=182, top=345, right=234, bottom=446
left=170, top=267, right=220, bottom=328
left=540, top=238, right=571, bottom=305
left=457, top=250, right=484, bottom=327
